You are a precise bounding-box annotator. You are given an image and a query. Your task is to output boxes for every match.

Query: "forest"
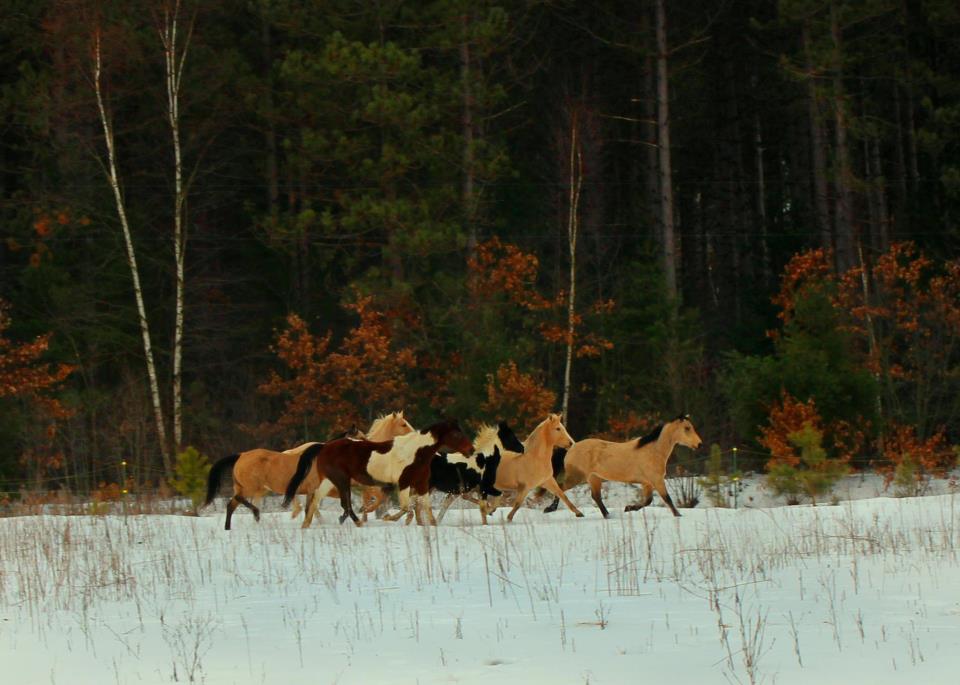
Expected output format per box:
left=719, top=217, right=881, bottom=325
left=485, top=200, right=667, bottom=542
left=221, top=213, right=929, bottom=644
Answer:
left=1, top=0, right=958, bottom=498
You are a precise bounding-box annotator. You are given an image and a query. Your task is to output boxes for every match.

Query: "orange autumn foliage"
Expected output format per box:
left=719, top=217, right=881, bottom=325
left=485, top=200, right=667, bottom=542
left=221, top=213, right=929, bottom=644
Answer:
left=260, top=294, right=417, bottom=437
left=758, top=393, right=864, bottom=471
left=0, top=299, right=75, bottom=478
left=482, top=361, right=557, bottom=430
left=877, top=423, right=954, bottom=486
left=468, top=237, right=614, bottom=357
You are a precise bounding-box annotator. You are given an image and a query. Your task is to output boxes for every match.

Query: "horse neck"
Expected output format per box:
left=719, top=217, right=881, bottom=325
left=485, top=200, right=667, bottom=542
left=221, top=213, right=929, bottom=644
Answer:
left=524, top=424, right=553, bottom=461
left=392, top=429, right=437, bottom=458
left=366, top=416, right=392, bottom=441
left=649, top=426, right=680, bottom=464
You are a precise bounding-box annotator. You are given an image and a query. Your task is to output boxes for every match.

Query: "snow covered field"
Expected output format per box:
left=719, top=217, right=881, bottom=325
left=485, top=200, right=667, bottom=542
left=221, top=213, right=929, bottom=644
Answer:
left=3, top=486, right=960, bottom=684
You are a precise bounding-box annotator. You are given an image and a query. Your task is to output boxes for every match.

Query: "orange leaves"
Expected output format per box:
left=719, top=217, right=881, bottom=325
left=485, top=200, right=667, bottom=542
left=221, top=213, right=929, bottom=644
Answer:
left=758, top=394, right=823, bottom=468
left=260, top=293, right=417, bottom=436
left=771, top=247, right=833, bottom=327
left=468, top=237, right=552, bottom=310
left=482, top=361, right=556, bottom=429
left=0, top=301, right=75, bottom=402
left=1, top=299, right=75, bottom=479
left=878, top=424, right=954, bottom=486
left=468, top=237, right=615, bottom=355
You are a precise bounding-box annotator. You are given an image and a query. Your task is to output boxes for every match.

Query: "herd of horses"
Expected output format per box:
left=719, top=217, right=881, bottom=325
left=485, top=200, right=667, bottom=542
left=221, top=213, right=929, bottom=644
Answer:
left=203, top=412, right=704, bottom=529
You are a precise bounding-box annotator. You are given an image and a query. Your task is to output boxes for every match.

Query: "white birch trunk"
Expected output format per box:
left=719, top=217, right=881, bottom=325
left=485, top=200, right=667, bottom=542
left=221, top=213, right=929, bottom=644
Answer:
left=160, top=0, right=193, bottom=454
left=561, top=112, right=583, bottom=424
left=93, top=31, right=172, bottom=477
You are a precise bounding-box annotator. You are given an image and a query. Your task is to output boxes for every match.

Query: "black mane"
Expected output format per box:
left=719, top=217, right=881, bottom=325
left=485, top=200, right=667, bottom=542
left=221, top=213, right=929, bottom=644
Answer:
left=636, top=424, right=664, bottom=448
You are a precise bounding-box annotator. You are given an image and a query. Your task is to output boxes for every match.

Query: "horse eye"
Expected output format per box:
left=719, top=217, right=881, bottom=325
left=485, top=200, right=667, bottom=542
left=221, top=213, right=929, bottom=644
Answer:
left=685, top=427, right=691, bottom=432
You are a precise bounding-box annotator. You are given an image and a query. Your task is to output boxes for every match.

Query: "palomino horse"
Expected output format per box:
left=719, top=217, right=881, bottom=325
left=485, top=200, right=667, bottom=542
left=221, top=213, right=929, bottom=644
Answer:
left=289, top=411, right=415, bottom=525
left=545, top=414, right=703, bottom=518
left=203, top=412, right=412, bottom=530
left=283, top=419, right=474, bottom=526
left=383, top=421, right=526, bottom=526
left=493, top=413, right=583, bottom=522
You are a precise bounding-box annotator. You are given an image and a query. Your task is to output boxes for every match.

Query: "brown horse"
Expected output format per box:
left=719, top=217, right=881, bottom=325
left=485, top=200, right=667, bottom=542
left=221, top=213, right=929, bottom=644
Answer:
left=288, top=412, right=414, bottom=525
left=283, top=419, right=474, bottom=527
left=493, top=413, right=583, bottom=522
left=203, top=412, right=412, bottom=530
left=545, top=414, right=703, bottom=518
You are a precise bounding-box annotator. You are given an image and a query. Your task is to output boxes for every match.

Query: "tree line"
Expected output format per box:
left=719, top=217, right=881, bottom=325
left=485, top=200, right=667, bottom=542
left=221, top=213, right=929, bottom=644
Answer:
left=1, top=0, right=958, bottom=496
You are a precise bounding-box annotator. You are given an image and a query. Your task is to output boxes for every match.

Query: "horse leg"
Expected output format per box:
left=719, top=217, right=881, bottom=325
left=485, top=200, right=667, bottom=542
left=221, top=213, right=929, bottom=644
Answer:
left=420, top=494, right=437, bottom=526
left=290, top=496, right=303, bottom=519
left=545, top=468, right=583, bottom=514
left=225, top=496, right=240, bottom=530
left=655, top=479, right=682, bottom=517
left=543, top=496, right=560, bottom=513
left=541, top=476, right=584, bottom=518
left=435, top=493, right=457, bottom=524
left=332, top=474, right=360, bottom=526
left=625, top=483, right=654, bottom=512
left=236, top=496, right=260, bottom=522
left=479, top=497, right=489, bottom=525
left=383, top=487, right=411, bottom=522
left=304, top=480, right=335, bottom=528
left=304, top=491, right=325, bottom=527
left=587, top=474, right=609, bottom=519
left=506, top=485, right=532, bottom=522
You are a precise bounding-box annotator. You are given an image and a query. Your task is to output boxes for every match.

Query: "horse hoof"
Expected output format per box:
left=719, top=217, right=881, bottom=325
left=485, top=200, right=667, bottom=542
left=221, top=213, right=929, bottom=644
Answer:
left=575, top=512, right=584, bottom=518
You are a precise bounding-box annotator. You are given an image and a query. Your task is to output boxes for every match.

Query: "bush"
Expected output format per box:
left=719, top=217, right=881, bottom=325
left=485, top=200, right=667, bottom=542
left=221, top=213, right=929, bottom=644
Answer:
left=699, top=444, right=731, bottom=507
left=765, top=426, right=847, bottom=505
left=171, top=446, right=211, bottom=514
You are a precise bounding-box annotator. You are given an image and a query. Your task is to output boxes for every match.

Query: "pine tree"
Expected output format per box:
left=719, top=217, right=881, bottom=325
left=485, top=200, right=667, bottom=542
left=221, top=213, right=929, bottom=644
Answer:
left=171, top=446, right=211, bottom=514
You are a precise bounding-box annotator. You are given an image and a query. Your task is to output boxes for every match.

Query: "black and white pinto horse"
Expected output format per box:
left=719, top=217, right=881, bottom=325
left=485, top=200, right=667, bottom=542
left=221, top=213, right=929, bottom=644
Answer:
left=386, top=421, right=525, bottom=525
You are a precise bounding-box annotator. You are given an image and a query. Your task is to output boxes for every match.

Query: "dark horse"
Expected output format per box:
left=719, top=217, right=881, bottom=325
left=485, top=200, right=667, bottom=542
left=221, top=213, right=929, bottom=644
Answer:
left=283, top=419, right=474, bottom=526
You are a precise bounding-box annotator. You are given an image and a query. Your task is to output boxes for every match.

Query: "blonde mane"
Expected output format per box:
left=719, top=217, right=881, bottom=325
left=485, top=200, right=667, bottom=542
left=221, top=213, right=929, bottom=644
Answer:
left=522, top=414, right=554, bottom=452
left=367, top=411, right=401, bottom=438
left=473, top=424, right=500, bottom=454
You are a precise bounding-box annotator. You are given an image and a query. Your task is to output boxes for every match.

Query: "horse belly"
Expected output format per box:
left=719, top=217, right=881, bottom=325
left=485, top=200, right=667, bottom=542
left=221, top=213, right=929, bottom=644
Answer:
left=367, top=452, right=404, bottom=484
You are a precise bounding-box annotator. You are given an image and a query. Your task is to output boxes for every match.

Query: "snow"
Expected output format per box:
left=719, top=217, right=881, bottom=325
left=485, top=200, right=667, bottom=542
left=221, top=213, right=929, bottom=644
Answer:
left=2, top=483, right=960, bottom=684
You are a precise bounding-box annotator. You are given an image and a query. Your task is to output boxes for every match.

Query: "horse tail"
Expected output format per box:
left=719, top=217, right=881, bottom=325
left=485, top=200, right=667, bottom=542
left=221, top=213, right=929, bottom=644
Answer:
left=204, top=454, right=240, bottom=508
left=283, top=442, right=325, bottom=508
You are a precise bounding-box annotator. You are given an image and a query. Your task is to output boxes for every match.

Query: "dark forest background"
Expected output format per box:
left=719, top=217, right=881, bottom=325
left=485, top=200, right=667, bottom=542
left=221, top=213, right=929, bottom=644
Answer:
left=1, top=0, right=958, bottom=494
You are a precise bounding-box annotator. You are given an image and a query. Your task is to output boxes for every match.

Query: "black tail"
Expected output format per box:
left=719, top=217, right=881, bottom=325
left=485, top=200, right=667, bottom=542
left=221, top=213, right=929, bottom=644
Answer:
left=282, top=442, right=325, bottom=507
left=551, top=447, right=567, bottom=480
left=204, top=454, right=240, bottom=508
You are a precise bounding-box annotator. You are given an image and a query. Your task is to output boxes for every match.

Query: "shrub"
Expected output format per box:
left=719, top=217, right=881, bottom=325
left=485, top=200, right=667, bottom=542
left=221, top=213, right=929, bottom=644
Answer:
left=171, top=446, right=211, bottom=514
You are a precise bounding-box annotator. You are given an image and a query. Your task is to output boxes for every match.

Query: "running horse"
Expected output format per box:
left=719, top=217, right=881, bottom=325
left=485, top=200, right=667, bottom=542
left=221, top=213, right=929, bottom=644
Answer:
left=283, top=419, right=474, bottom=526
left=544, top=414, right=703, bottom=517
left=493, top=413, right=583, bottom=522
left=202, top=411, right=413, bottom=529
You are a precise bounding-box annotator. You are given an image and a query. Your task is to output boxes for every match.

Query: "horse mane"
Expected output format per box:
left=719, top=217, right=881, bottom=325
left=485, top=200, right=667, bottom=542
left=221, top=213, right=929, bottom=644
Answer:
left=523, top=415, right=552, bottom=452
left=423, top=418, right=461, bottom=439
left=636, top=424, right=664, bottom=448
left=368, top=412, right=395, bottom=436
left=473, top=424, right=499, bottom=454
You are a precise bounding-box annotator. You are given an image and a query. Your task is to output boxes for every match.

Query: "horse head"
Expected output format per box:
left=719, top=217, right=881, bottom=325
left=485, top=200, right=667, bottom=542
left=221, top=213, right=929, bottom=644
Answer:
left=670, top=414, right=702, bottom=450
left=391, top=410, right=415, bottom=436
left=544, top=413, right=575, bottom=450
left=430, top=418, right=474, bottom=456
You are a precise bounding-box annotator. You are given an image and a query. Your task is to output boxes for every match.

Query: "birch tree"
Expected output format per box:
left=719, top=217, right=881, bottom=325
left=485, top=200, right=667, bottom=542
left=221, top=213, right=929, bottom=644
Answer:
left=158, top=0, right=194, bottom=453
left=91, top=28, right=172, bottom=477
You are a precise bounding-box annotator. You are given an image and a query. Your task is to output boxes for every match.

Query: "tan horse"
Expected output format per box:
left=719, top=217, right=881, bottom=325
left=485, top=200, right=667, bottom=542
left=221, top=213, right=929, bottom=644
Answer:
left=546, top=414, right=702, bottom=518
left=493, top=413, right=583, bottom=522
left=203, top=412, right=413, bottom=530
left=289, top=412, right=414, bottom=524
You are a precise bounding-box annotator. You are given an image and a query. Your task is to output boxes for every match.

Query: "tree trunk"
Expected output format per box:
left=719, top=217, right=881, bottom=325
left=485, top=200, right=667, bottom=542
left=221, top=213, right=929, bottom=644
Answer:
left=754, top=109, right=771, bottom=288
left=830, top=2, right=856, bottom=272
left=561, top=111, right=582, bottom=425
left=803, top=23, right=832, bottom=252
left=160, top=0, right=193, bottom=455
left=460, top=10, right=477, bottom=255
left=261, top=7, right=279, bottom=217
left=93, top=30, right=172, bottom=478
left=655, top=0, right=677, bottom=302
